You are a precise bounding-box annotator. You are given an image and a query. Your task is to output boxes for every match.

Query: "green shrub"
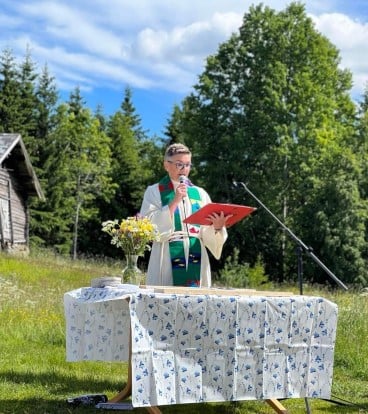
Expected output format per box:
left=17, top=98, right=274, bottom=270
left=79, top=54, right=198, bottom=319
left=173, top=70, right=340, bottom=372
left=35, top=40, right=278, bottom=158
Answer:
left=218, top=248, right=271, bottom=289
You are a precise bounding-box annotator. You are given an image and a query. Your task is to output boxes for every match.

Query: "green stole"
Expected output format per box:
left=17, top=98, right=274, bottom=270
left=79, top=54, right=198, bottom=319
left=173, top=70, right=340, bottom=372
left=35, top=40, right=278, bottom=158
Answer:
left=159, top=175, right=202, bottom=286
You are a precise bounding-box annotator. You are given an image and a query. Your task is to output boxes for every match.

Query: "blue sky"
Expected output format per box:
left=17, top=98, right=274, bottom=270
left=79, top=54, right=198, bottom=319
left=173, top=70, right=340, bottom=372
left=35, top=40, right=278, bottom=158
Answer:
left=1, top=0, right=368, bottom=137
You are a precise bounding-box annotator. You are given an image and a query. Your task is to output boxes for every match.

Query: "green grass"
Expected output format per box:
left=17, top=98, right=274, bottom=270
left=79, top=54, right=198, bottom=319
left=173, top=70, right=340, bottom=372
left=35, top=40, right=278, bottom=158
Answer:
left=0, top=252, right=367, bottom=413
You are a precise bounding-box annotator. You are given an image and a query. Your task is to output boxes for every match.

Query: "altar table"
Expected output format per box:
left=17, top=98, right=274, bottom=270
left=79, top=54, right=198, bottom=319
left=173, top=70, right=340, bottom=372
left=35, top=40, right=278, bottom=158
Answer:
left=64, top=286, right=338, bottom=411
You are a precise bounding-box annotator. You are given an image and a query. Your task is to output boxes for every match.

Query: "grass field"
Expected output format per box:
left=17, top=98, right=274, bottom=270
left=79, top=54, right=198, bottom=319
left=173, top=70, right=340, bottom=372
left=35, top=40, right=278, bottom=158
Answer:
left=0, top=252, right=367, bottom=413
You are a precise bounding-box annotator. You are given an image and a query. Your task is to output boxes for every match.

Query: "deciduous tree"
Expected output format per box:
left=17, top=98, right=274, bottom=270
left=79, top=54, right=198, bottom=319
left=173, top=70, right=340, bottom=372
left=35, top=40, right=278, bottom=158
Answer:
left=178, top=2, right=365, bottom=285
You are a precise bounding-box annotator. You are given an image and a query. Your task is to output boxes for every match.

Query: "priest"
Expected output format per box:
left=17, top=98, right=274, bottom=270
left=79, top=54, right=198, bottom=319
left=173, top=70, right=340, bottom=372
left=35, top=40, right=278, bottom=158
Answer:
left=140, top=143, right=229, bottom=287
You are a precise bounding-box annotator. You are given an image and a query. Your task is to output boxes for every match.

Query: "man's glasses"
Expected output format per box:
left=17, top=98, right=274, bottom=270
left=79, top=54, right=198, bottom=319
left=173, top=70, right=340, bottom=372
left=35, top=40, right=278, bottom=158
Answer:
left=167, top=160, right=193, bottom=170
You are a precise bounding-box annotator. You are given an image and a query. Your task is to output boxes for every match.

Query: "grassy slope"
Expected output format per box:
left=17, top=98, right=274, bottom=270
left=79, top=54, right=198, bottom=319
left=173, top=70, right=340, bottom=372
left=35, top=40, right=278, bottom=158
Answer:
left=0, top=253, right=367, bottom=414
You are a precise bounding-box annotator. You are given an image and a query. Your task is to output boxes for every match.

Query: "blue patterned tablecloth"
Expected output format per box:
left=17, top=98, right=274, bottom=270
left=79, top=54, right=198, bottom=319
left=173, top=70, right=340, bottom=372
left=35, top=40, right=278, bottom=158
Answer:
left=64, top=287, right=338, bottom=407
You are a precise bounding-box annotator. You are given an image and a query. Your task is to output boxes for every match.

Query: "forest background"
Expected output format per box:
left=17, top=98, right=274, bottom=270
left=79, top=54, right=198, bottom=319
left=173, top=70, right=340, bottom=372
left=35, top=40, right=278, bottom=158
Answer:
left=1, top=2, right=367, bottom=289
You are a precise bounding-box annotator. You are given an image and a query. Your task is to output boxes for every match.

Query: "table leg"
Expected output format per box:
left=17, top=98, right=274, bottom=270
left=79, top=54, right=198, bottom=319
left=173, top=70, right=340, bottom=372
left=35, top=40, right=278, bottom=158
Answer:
left=107, top=381, right=132, bottom=403
left=108, top=325, right=133, bottom=403
left=107, top=330, right=162, bottom=414
left=145, top=407, right=162, bottom=414
left=107, top=362, right=161, bottom=413
left=266, top=398, right=289, bottom=413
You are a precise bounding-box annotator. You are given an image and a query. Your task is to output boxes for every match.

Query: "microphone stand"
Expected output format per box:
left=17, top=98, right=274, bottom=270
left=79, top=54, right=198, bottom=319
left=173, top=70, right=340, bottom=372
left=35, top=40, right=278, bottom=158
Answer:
left=233, top=181, right=348, bottom=291
left=233, top=181, right=348, bottom=414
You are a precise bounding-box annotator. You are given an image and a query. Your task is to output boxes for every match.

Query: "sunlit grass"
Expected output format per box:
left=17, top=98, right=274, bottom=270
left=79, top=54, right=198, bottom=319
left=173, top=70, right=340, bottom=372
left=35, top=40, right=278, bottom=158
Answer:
left=0, top=251, right=367, bottom=413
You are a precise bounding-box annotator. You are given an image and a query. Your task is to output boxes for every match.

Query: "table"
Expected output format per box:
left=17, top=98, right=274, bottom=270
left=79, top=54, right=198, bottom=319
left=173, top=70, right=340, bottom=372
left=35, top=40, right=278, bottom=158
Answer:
left=64, top=286, right=338, bottom=412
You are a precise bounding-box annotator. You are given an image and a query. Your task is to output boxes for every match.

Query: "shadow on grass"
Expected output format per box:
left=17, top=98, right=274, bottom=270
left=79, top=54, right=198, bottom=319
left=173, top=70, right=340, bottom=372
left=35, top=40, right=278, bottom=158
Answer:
left=0, top=370, right=250, bottom=413
left=1, top=371, right=367, bottom=414
left=0, top=369, right=121, bottom=394
left=0, top=399, right=269, bottom=414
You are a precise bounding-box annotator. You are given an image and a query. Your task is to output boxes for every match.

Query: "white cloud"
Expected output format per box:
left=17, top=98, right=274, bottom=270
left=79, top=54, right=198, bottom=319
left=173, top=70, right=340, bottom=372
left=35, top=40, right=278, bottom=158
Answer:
left=312, top=12, right=368, bottom=96
left=10, top=35, right=154, bottom=91
left=1, top=0, right=368, bottom=100
left=129, top=11, right=243, bottom=91
left=19, top=2, right=129, bottom=60
left=5, top=1, right=244, bottom=93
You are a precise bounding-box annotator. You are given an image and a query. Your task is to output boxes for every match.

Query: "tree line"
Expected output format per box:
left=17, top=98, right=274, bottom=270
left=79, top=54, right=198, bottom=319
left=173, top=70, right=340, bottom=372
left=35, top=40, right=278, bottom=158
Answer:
left=1, top=2, right=367, bottom=287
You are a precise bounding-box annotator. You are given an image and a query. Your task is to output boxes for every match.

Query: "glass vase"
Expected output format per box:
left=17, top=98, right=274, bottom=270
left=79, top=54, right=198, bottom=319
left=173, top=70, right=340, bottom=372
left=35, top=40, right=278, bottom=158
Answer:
left=122, top=254, right=142, bottom=285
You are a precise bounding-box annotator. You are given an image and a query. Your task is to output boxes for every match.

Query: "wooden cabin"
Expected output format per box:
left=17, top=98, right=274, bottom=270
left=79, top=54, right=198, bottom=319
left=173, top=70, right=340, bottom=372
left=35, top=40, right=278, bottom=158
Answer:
left=0, top=133, right=44, bottom=253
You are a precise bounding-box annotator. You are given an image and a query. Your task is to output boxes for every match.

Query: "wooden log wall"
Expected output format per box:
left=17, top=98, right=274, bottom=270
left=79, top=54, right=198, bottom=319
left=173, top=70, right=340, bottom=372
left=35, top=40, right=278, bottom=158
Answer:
left=0, top=168, right=27, bottom=246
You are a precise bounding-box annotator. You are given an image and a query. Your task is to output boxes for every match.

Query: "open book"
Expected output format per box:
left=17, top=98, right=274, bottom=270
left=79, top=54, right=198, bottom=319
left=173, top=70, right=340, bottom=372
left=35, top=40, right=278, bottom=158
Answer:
left=183, top=203, right=256, bottom=227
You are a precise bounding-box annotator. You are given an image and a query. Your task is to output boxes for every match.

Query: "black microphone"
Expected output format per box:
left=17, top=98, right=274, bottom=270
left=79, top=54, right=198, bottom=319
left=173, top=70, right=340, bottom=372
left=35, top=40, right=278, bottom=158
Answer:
left=233, top=180, right=249, bottom=188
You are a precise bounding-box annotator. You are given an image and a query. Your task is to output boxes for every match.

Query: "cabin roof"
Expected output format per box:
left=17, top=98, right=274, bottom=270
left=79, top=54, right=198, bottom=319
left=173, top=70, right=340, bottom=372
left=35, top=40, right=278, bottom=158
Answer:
left=0, top=133, right=44, bottom=200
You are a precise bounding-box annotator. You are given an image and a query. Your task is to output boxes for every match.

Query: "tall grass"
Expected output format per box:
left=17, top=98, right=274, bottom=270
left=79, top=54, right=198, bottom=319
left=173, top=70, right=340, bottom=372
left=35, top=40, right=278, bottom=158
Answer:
left=0, top=251, right=367, bottom=414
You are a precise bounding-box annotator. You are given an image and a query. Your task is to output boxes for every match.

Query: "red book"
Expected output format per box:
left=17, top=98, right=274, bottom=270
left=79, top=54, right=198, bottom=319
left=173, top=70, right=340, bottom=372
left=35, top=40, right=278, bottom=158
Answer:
left=183, top=203, right=256, bottom=227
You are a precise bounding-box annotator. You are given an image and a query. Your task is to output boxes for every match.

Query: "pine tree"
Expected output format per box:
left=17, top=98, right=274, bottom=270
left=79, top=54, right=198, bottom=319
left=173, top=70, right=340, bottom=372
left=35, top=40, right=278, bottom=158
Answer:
left=34, top=64, right=59, bottom=167
left=38, top=88, right=114, bottom=257
left=0, top=48, right=23, bottom=133
left=17, top=47, right=39, bottom=158
left=107, top=108, right=143, bottom=219
left=164, top=104, right=185, bottom=146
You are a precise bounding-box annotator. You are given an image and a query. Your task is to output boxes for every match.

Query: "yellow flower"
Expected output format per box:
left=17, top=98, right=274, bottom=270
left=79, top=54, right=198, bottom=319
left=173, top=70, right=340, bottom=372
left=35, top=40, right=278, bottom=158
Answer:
left=102, top=215, right=159, bottom=256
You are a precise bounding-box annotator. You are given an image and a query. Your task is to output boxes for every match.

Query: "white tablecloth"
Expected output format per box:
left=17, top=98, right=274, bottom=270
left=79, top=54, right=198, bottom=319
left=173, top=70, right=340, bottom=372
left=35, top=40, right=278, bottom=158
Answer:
left=64, top=287, right=338, bottom=407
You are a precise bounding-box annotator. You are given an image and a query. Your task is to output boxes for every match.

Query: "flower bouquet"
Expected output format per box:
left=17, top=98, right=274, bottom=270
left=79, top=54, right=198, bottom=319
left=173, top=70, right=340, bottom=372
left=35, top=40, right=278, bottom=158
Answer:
left=102, top=215, right=159, bottom=284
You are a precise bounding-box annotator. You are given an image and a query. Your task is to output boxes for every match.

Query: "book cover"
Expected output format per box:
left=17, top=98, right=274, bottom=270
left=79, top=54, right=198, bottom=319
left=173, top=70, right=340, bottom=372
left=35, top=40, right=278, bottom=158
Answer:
left=183, top=203, right=256, bottom=227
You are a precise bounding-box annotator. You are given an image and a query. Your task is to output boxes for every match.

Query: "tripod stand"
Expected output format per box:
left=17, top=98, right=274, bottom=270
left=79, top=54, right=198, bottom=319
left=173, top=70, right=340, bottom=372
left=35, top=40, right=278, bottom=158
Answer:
left=233, top=181, right=348, bottom=413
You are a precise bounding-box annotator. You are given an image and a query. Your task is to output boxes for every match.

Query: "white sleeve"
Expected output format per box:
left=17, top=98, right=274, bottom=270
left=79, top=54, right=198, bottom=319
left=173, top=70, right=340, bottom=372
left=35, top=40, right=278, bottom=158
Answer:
left=140, top=184, right=173, bottom=241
